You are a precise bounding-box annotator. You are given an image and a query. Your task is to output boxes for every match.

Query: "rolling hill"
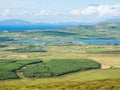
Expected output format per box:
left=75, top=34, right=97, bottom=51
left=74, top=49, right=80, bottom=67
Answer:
left=0, top=21, right=120, bottom=40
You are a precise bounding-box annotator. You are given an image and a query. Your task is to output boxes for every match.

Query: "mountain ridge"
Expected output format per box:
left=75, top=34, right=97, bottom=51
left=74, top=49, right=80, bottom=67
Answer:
left=0, top=19, right=120, bottom=31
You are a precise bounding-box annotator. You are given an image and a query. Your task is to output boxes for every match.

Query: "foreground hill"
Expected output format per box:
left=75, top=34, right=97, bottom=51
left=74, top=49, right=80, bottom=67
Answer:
left=0, top=69, right=120, bottom=90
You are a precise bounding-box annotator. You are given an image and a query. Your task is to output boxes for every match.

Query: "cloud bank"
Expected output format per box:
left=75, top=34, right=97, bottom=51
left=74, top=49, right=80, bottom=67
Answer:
left=0, top=4, right=120, bottom=22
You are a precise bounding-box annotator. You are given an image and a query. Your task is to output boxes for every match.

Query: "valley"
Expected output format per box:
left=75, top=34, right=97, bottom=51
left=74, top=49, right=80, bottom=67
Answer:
left=0, top=22, right=120, bottom=90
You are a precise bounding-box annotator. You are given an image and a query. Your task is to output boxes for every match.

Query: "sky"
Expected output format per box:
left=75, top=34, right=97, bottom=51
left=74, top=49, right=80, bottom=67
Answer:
left=0, top=0, right=120, bottom=23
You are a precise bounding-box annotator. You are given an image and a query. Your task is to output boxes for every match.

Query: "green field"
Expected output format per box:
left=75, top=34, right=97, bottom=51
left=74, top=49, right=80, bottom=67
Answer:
left=22, top=59, right=100, bottom=78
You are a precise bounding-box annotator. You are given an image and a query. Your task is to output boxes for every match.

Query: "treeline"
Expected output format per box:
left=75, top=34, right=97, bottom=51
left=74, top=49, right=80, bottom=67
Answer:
left=5, top=44, right=47, bottom=53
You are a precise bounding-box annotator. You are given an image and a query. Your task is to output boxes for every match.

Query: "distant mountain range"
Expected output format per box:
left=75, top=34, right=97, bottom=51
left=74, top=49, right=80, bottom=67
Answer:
left=0, top=19, right=79, bottom=30
left=0, top=19, right=120, bottom=30
left=0, top=19, right=31, bottom=25
left=105, top=18, right=120, bottom=23
left=0, top=19, right=89, bottom=26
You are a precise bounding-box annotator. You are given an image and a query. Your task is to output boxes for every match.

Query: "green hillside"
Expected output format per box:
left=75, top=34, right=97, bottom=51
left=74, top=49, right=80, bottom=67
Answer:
left=58, top=22, right=120, bottom=40
left=0, top=22, right=120, bottom=40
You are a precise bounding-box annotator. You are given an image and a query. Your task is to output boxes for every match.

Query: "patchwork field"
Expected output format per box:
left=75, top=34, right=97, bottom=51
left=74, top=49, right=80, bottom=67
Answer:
left=0, top=43, right=120, bottom=67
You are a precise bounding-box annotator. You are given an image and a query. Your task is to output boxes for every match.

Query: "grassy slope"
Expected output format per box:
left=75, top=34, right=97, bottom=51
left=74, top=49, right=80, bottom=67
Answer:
left=0, top=69, right=119, bottom=90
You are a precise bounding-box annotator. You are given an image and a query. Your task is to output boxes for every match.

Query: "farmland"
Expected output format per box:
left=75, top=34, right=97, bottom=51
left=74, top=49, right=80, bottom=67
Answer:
left=0, top=59, right=100, bottom=80
left=22, top=59, right=100, bottom=78
left=0, top=41, right=120, bottom=90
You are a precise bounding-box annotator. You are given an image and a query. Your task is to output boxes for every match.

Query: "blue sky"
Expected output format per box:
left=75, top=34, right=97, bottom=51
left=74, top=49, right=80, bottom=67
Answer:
left=0, top=0, right=120, bottom=23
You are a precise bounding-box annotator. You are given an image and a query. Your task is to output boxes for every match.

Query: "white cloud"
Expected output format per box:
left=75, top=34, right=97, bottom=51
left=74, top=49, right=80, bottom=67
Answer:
left=1, top=9, right=10, bottom=16
left=70, top=9, right=81, bottom=15
left=36, top=10, right=58, bottom=16
left=81, top=6, right=98, bottom=15
left=81, top=4, right=120, bottom=18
